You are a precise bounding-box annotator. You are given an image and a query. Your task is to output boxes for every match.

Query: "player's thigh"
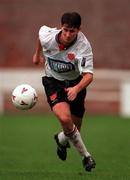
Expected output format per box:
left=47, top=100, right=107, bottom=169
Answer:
left=52, top=102, right=72, bottom=123
left=70, top=88, right=86, bottom=118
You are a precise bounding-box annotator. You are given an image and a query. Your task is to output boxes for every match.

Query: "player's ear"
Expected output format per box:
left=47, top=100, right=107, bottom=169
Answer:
left=76, top=27, right=80, bottom=33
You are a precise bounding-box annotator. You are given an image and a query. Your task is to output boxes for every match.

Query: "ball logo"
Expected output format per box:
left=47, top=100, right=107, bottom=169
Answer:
left=21, top=87, right=28, bottom=94
left=33, top=93, right=38, bottom=101
left=20, top=100, right=28, bottom=105
left=67, top=53, right=75, bottom=61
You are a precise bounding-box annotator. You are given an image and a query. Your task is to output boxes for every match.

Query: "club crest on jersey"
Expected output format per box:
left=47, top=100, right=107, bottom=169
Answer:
left=67, top=52, right=75, bottom=61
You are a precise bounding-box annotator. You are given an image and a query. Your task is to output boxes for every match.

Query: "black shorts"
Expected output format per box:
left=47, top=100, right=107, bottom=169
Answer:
left=42, top=76, right=86, bottom=118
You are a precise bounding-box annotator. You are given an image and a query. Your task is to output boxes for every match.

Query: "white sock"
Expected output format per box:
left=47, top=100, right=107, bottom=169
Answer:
left=58, top=131, right=69, bottom=146
left=66, top=126, right=90, bottom=157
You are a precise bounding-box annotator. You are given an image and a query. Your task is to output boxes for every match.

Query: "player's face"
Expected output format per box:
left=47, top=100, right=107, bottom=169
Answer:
left=60, top=24, right=80, bottom=45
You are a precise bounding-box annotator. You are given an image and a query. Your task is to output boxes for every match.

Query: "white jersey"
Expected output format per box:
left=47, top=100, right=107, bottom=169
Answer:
left=39, top=25, right=93, bottom=81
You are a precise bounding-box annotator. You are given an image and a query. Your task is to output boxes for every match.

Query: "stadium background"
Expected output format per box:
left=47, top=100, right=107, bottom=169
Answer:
left=0, top=0, right=130, bottom=116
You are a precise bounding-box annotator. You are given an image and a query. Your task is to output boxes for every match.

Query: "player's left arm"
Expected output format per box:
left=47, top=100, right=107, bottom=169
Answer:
left=67, top=41, right=93, bottom=101
left=76, top=72, right=93, bottom=91
left=66, top=72, right=93, bottom=101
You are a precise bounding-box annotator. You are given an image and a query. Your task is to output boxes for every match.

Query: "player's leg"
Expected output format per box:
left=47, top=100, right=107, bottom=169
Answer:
left=55, top=115, right=82, bottom=148
left=54, top=115, right=81, bottom=150
left=71, top=114, right=82, bottom=131
left=53, top=102, right=74, bottom=133
left=53, top=102, right=72, bottom=160
left=53, top=102, right=96, bottom=171
left=53, top=101, right=89, bottom=161
left=54, top=114, right=82, bottom=160
left=55, top=114, right=82, bottom=148
left=54, top=89, right=86, bottom=148
left=42, top=77, right=95, bottom=170
left=68, top=90, right=96, bottom=171
left=66, top=114, right=96, bottom=171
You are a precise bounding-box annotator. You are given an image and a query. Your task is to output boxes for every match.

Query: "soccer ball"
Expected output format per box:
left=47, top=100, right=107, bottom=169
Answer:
left=12, top=84, right=38, bottom=110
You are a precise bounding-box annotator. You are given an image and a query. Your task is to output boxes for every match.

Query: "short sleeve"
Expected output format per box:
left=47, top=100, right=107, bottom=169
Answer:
left=39, top=26, right=57, bottom=46
left=78, top=43, right=93, bottom=74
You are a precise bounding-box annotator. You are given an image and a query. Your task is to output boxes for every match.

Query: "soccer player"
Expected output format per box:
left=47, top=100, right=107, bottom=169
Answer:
left=33, top=12, right=96, bottom=171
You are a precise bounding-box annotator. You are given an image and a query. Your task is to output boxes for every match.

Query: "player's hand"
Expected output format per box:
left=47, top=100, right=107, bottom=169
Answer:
left=33, top=54, right=44, bottom=65
left=66, top=86, right=79, bottom=101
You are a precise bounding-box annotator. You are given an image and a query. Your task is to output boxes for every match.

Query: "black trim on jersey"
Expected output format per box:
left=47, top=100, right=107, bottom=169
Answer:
left=55, top=31, right=77, bottom=50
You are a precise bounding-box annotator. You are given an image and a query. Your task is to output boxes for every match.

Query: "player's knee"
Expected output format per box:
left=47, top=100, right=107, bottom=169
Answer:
left=60, top=114, right=71, bottom=124
left=59, top=114, right=74, bottom=133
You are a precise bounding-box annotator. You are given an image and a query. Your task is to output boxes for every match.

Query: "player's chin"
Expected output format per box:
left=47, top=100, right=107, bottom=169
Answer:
left=65, top=39, right=72, bottom=44
left=67, top=40, right=73, bottom=44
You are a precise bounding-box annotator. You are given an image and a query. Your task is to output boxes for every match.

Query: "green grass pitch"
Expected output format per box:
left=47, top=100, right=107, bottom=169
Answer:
left=0, top=113, right=130, bottom=180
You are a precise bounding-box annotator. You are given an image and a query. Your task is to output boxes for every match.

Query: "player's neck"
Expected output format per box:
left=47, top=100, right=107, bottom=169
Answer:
left=56, top=31, right=77, bottom=50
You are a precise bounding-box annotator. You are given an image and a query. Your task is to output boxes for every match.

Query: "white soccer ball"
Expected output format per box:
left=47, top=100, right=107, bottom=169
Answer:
left=12, top=84, right=38, bottom=110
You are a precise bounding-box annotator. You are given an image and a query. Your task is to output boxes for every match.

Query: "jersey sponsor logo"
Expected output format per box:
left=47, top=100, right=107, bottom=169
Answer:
left=48, top=57, right=75, bottom=73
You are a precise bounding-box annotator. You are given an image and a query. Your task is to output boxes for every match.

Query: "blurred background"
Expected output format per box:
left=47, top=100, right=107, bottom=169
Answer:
left=0, top=0, right=130, bottom=117
left=0, top=1, right=130, bottom=179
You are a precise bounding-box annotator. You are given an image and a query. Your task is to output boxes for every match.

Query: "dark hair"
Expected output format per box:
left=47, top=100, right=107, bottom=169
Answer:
left=61, top=12, right=81, bottom=29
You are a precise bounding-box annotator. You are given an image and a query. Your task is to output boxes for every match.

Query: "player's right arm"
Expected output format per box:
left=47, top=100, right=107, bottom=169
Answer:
left=33, top=38, right=44, bottom=65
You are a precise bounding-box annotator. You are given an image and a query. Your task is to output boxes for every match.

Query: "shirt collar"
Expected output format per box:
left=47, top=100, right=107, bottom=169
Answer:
left=55, top=31, right=77, bottom=50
